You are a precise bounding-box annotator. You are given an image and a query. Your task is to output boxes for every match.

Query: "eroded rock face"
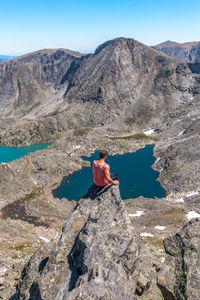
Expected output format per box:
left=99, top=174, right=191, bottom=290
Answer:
left=0, top=49, right=84, bottom=117
left=153, top=98, right=200, bottom=194
left=0, top=37, right=199, bottom=146
left=157, top=219, right=200, bottom=300
left=153, top=41, right=200, bottom=63
left=16, top=185, right=140, bottom=299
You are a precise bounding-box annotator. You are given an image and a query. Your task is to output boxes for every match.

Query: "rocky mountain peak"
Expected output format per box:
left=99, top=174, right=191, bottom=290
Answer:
left=0, top=36, right=199, bottom=146
left=153, top=40, right=200, bottom=63
left=94, top=36, right=162, bottom=57
left=155, top=40, right=178, bottom=47
left=94, top=37, right=138, bottom=54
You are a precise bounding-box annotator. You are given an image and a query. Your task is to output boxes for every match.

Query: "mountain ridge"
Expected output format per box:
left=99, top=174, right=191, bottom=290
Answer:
left=153, top=40, right=200, bottom=63
left=154, top=40, right=200, bottom=48
left=0, top=36, right=199, bottom=146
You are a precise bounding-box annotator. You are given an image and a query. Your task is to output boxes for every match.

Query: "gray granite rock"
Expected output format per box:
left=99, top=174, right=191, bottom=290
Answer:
left=16, top=184, right=140, bottom=299
left=157, top=219, right=200, bottom=300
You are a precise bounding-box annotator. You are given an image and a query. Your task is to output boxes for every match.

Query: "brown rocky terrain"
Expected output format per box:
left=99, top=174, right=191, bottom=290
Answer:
left=0, top=37, right=200, bottom=299
left=153, top=40, right=200, bottom=63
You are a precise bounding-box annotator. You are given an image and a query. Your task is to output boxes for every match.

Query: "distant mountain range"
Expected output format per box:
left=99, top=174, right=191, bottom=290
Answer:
left=152, top=40, right=200, bottom=63
left=0, top=39, right=194, bottom=122
left=2, top=39, right=200, bottom=63
left=0, top=55, right=17, bottom=62
left=0, top=37, right=199, bottom=147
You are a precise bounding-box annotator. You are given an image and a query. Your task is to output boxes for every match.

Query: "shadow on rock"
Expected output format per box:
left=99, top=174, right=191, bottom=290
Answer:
left=29, top=282, right=42, bottom=300
left=68, top=238, right=88, bottom=291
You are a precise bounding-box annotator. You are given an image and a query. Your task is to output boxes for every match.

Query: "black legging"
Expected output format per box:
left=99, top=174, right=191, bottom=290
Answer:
left=93, top=173, right=118, bottom=192
left=83, top=173, right=119, bottom=199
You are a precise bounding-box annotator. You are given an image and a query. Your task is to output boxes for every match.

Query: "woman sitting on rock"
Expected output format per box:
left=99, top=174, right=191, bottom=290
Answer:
left=92, top=150, right=119, bottom=187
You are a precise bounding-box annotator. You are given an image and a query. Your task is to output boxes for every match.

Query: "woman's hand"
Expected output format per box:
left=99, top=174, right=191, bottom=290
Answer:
left=113, top=180, right=119, bottom=185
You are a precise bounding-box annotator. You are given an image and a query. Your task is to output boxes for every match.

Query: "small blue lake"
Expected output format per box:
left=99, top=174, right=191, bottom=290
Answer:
left=53, top=145, right=166, bottom=200
left=0, top=143, right=52, bottom=163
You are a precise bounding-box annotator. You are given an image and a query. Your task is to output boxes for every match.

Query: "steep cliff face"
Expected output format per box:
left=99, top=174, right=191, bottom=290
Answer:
left=0, top=49, right=84, bottom=118
left=153, top=40, right=200, bottom=63
left=158, top=219, right=200, bottom=300
left=62, top=38, right=197, bottom=122
left=0, top=38, right=199, bottom=146
left=16, top=184, right=140, bottom=299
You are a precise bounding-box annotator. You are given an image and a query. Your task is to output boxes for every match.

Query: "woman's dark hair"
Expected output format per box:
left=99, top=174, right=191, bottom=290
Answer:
left=99, top=150, right=107, bottom=159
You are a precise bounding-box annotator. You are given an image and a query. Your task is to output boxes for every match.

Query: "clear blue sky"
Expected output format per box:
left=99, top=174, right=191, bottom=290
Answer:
left=0, top=0, right=199, bottom=55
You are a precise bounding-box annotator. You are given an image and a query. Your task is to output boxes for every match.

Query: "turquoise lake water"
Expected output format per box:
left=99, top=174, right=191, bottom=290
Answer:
left=0, top=143, right=51, bottom=163
left=53, top=145, right=166, bottom=201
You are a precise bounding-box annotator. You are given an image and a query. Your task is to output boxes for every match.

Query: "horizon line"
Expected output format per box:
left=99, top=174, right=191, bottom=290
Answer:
left=1, top=37, right=200, bottom=57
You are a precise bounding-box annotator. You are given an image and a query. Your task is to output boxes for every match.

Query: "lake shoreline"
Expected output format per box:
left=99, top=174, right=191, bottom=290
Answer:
left=53, top=145, right=166, bottom=201
left=0, top=143, right=52, bottom=164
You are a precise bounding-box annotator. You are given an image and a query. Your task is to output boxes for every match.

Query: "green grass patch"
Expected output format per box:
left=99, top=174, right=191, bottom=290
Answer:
left=104, top=133, right=159, bottom=141
left=73, top=127, right=92, bottom=136
left=20, top=186, right=43, bottom=202
left=11, top=242, right=31, bottom=251
left=15, top=245, right=25, bottom=251
left=141, top=237, right=164, bottom=249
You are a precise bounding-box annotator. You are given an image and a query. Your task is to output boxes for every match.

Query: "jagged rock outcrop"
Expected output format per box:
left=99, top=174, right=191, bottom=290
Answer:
left=153, top=40, right=200, bottom=63
left=16, top=184, right=140, bottom=299
left=157, top=219, right=200, bottom=300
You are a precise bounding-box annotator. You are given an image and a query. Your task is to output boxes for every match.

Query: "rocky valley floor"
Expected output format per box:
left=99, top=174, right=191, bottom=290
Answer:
left=0, top=118, right=200, bottom=298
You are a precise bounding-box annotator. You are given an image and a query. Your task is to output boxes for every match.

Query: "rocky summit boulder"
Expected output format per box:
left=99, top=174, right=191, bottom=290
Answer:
left=16, top=184, right=140, bottom=300
left=157, top=219, right=200, bottom=300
